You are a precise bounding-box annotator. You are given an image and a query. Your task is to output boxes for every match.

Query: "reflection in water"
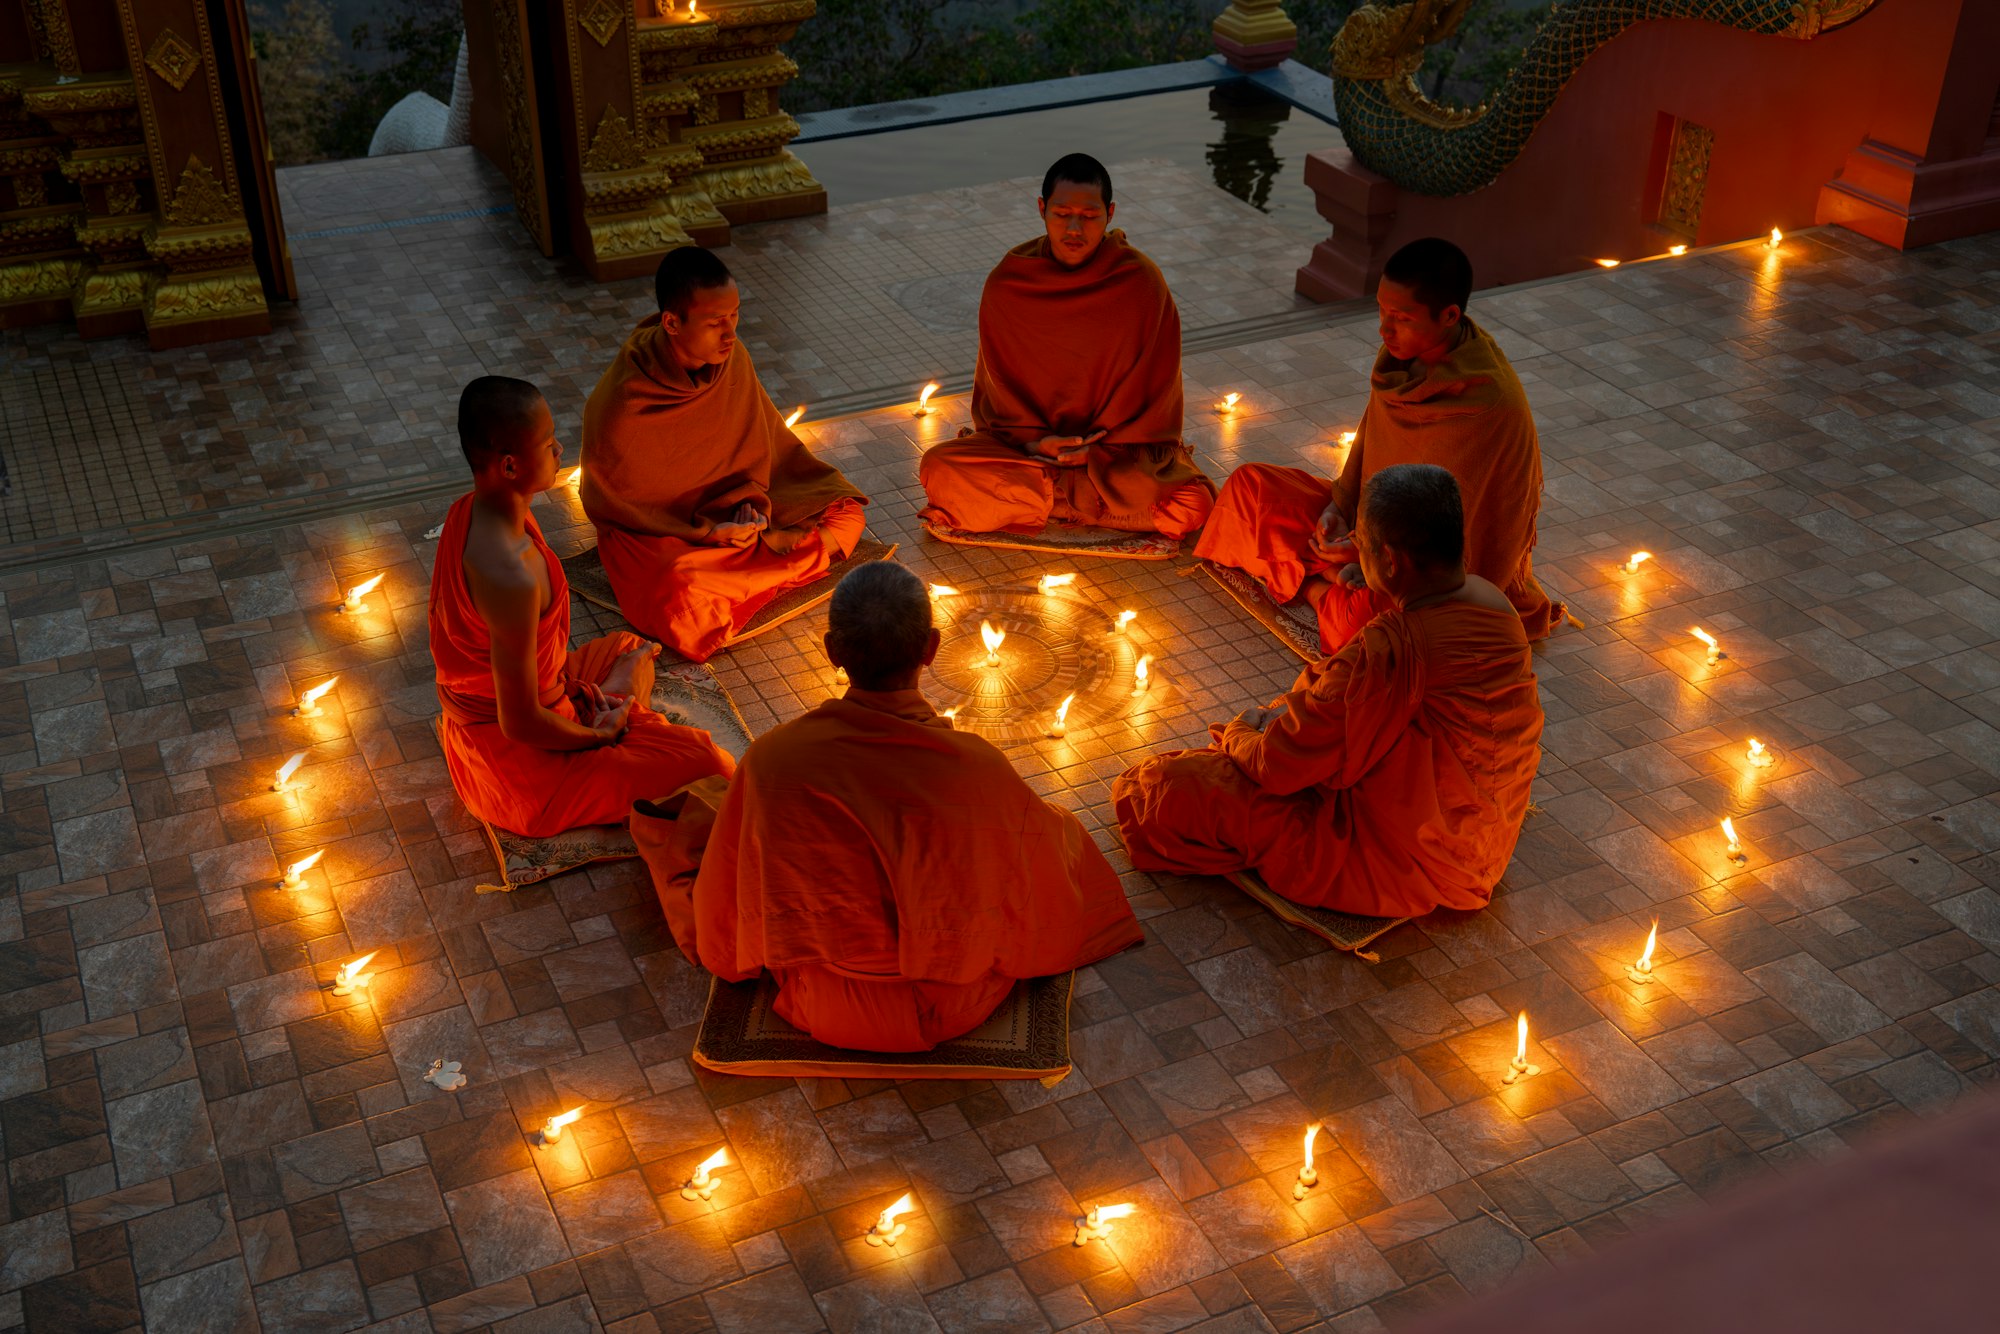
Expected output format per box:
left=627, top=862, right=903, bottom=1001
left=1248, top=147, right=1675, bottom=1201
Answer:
left=1205, top=82, right=1291, bottom=214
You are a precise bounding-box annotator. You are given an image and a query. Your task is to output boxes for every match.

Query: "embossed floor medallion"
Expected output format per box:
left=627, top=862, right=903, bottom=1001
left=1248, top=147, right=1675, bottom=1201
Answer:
left=925, top=586, right=1150, bottom=743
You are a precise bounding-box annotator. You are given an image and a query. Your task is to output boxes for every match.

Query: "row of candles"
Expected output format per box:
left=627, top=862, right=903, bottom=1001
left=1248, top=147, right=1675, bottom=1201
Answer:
left=927, top=576, right=1153, bottom=737
left=1596, top=227, right=1782, bottom=270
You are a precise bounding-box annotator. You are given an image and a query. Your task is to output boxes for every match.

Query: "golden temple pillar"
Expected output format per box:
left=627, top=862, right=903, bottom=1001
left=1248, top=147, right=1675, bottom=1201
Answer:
left=664, top=0, right=826, bottom=227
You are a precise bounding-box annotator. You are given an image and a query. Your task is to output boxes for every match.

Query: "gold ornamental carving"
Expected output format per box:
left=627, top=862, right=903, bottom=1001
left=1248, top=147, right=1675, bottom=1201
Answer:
left=583, top=108, right=648, bottom=173
left=742, top=88, right=770, bottom=119
left=589, top=206, right=694, bottom=259
left=693, top=95, right=721, bottom=126
left=0, top=257, right=84, bottom=302
left=36, top=0, right=82, bottom=75
left=145, top=28, right=205, bottom=93
left=24, top=80, right=139, bottom=116
left=580, top=0, right=627, bottom=46
left=490, top=0, right=550, bottom=253
left=75, top=267, right=150, bottom=315
left=1658, top=118, right=1713, bottom=239
left=106, top=180, right=142, bottom=214
left=1786, top=1, right=1879, bottom=39
left=163, top=155, right=236, bottom=228
left=15, top=175, right=47, bottom=207
left=694, top=150, right=820, bottom=205
left=149, top=269, right=265, bottom=322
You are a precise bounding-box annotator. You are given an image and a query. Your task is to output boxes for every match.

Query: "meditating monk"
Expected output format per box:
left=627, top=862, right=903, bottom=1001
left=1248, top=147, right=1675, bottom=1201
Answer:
left=1115, top=464, right=1543, bottom=919
left=430, top=376, right=734, bottom=838
left=918, top=153, right=1214, bottom=538
left=581, top=246, right=869, bottom=661
left=1196, top=237, right=1561, bottom=650
left=676, top=561, right=1142, bottom=1052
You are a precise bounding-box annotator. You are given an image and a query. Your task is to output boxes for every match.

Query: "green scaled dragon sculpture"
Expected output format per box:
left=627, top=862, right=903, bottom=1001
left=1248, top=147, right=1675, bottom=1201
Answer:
left=1329, top=0, right=1880, bottom=197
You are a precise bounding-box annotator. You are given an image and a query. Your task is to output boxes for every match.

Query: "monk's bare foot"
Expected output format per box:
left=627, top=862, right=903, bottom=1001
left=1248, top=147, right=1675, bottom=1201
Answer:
left=604, top=641, right=661, bottom=705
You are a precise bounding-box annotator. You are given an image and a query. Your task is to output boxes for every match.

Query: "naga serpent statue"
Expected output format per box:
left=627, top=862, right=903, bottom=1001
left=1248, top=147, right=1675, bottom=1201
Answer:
left=1329, top=0, right=1881, bottom=197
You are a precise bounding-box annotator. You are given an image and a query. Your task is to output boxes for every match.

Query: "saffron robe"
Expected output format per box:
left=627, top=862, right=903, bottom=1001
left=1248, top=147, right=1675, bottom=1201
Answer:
left=1195, top=317, right=1558, bottom=649
left=685, top=688, right=1142, bottom=1052
left=582, top=324, right=868, bottom=661
left=918, top=232, right=1214, bottom=537
left=1112, top=596, right=1543, bottom=918
left=429, top=494, right=735, bottom=839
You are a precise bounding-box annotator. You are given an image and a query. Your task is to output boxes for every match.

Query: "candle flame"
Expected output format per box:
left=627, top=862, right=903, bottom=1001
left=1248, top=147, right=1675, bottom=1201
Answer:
left=274, top=752, right=305, bottom=787
left=1037, top=572, right=1077, bottom=594
left=1053, top=693, right=1074, bottom=729
left=1721, top=817, right=1739, bottom=851
left=1115, top=610, right=1137, bottom=632
left=1624, top=551, right=1651, bottom=573
left=1691, top=626, right=1720, bottom=658
left=688, top=0, right=699, bottom=18
left=1302, top=1122, right=1321, bottom=1173
left=784, top=405, right=805, bottom=428
left=1094, top=1203, right=1135, bottom=1223
left=980, top=621, right=1005, bottom=657
left=1669, top=244, right=1688, bottom=256
left=938, top=706, right=959, bottom=720
left=876, top=1193, right=915, bottom=1229
left=1337, top=430, right=1357, bottom=446
left=1637, top=921, right=1658, bottom=972
left=285, top=849, right=325, bottom=881
left=1747, top=737, right=1771, bottom=766
left=1515, top=1011, right=1529, bottom=1064
left=1219, top=392, right=1240, bottom=411
left=927, top=584, right=959, bottom=599
left=345, top=572, right=385, bottom=602
left=1134, top=654, right=1153, bottom=688
left=1595, top=258, right=1620, bottom=268
left=1769, top=227, right=1782, bottom=247
left=547, top=1106, right=584, bottom=1132
left=565, top=465, right=583, bottom=487
left=695, top=1147, right=729, bottom=1177
left=917, top=382, right=939, bottom=410
left=299, top=677, right=338, bottom=707
left=337, top=952, right=377, bottom=984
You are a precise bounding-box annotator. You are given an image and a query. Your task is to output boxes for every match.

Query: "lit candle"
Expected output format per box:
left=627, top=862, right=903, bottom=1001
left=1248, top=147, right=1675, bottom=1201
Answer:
left=681, top=1147, right=729, bottom=1200
left=565, top=465, right=583, bottom=488
left=1114, top=609, right=1137, bottom=635
left=927, top=583, right=959, bottom=599
left=1073, top=1201, right=1135, bottom=1246
left=1669, top=244, right=1688, bottom=256
left=1768, top=227, right=1782, bottom=248
left=1218, top=391, right=1241, bottom=413
left=1623, top=551, right=1651, bottom=574
left=340, top=573, right=385, bottom=614
left=1337, top=430, right=1357, bottom=447
left=980, top=620, right=1005, bottom=667
left=332, top=952, right=377, bottom=996
left=688, top=0, right=700, bottom=18
left=1047, top=693, right=1074, bottom=739
left=1037, top=572, right=1077, bottom=595
left=784, top=405, right=806, bottom=428
left=1133, top=654, right=1153, bottom=694
left=540, top=1106, right=584, bottom=1144
left=834, top=667, right=848, bottom=685
left=1722, top=817, right=1746, bottom=865
left=938, top=706, right=959, bottom=721
left=1503, top=1011, right=1540, bottom=1084
left=293, top=677, right=338, bottom=717
left=1690, top=626, right=1723, bottom=665
left=1627, top=920, right=1658, bottom=984
left=1595, top=258, right=1620, bottom=269
left=280, top=849, right=324, bottom=887
left=866, top=1193, right=915, bottom=1247
left=1746, top=737, right=1773, bottom=768
left=423, top=1057, right=466, bottom=1091
left=914, top=382, right=940, bottom=416
left=271, top=752, right=306, bottom=792
left=1292, top=1123, right=1322, bottom=1200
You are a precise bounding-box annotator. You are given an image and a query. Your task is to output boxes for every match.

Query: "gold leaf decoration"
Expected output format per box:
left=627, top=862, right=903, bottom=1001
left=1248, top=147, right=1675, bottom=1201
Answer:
left=145, top=28, right=204, bottom=93
left=583, top=108, right=647, bottom=174
left=164, top=155, right=236, bottom=229
left=580, top=0, right=625, bottom=46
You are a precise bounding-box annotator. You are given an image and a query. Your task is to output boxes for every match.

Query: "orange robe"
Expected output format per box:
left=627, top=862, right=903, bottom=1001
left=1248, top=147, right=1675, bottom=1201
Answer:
left=1112, top=597, right=1543, bottom=918
left=1195, top=317, right=1559, bottom=650
left=428, top=494, right=735, bottom=838
left=686, top=688, right=1142, bottom=1052
left=582, top=323, right=869, bottom=661
left=918, top=232, right=1214, bottom=537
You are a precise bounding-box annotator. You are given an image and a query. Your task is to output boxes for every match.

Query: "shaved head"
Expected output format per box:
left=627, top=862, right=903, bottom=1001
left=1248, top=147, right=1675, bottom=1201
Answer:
left=1382, top=237, right=1473, bottom=319
left=1041, top=153, right=1112, bottom=205
left=457, top=375, right=547, bottom=467
left=1362, top=464, right=1464, bottom=570
left=826, top=563, right=932, bottom=690
left=654, top=245, right=733, bottom=318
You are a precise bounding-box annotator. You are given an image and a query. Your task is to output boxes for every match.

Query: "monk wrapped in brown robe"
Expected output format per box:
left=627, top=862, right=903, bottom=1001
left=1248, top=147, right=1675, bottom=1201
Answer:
left=666, top=562, right=1142, bottom=1052
left=430, top=377, right=734, bottom=839
left=1198, top=237, right=1561, bottom=651
left=919, top=154, right=1214, bottom=538
left=1116, top=464, right=1543, bottom=919
left=582, top=246, right=868, bottom=662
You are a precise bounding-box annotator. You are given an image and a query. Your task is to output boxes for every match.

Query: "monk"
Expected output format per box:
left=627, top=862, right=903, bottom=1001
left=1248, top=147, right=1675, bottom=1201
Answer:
left=1114, top=464, right=1543, bottom=919
left=675, top=561, right=1142, bottom=1052
left=1196, top=237, right=1562, bottom=650
left=582, top=246, right=869, bottom=662
left=918, top=153, right=1214, bottom=538
left=429, top=376, right=734, bottom=839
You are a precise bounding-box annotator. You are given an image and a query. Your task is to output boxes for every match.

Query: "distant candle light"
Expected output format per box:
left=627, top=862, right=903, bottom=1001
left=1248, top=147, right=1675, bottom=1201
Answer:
left=565, top=465, right=583, bottom=488
left=681, top=1147, right=728, bottom=1200
left=866, top=1193, right=915, bottom=1247
left=1769, top=227, right=1783, bottom=248
left=1074, top=1202, right=1135, bottom=1245
left=332, top=952, right=377, bottom=996
left=1747, top=737, right=1773, bottom=768
left=938, top=706, right=959, bottom=721
left=784, top=405, right=805, bottom=428
left=1690, top=626, right=1723, bottom=665
left=914, top=382, right=940, bottom=416
left=1628, top=921, right=1659, bottom=984
left=927, top=583, right=959, bottom=599
left=540, top=1106, right=584, bottom=1144
left=1595, top=258, right=1620, bottom=268
left=1133, top=654, right=1153, bottom=693
left=1722, top=817, right=1746, bottom=865
left=1037, top=572, right=1077, bottom=595
left=1293, top=1123, right=1322, bottom=1200
left=294, top=677, right=339, bottom=717
left=1669, top=244, right=1688, bottom=256
left=1115, top=609, right=1137, bottom=634
left=340, top=572, right=385, bottom=614
left=1337, top=430, right=1357, bottom=447
left=1048, top=693, right=1074, bottom=739
left=281, top=849, right=324, bottom=887
left=271, top=753, right=305, bottom=792
left=1503, top=1010, right=1540, bottom=1084
left=1623, top=551, right=1651, bottom=574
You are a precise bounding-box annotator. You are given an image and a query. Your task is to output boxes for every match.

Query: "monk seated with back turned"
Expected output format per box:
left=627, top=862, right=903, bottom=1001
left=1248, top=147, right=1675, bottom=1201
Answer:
left=1196, top=237, right=1563, bottom=652
left=582, top=245, right=869, bottom=662
left=674, top=562, right=1142, bottom=1052
left=430, top=376, right=735, bottom=839
left=918, top=153, right=1215, bottom=539
left=1114, top=464, right=1543, bottom=919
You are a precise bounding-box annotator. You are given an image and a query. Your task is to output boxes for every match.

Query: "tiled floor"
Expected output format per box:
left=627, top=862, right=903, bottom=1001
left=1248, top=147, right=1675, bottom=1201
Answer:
left=1, top=159, right=1999, bottom=1334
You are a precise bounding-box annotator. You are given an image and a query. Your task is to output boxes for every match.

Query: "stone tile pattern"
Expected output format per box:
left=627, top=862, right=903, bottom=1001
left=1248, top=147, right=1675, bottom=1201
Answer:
left=1, top=219, right=1998, bottom=1334
left=0, top=148, right=1315, bottom=564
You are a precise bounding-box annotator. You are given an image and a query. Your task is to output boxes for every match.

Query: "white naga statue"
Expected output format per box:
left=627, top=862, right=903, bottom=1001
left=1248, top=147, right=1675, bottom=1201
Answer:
left=367, top=36, right=471, bottom=156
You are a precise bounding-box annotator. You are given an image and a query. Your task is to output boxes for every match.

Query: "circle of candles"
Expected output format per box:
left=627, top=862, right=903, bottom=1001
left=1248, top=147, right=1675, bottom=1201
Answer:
left=540, top=1106, right=584, bottom=1144
left=866, top=1193, right=914, bottom=1247
left=1627, top=921, right=1659, bottom=984
left=681, top=1148, right=728, bottom=1200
